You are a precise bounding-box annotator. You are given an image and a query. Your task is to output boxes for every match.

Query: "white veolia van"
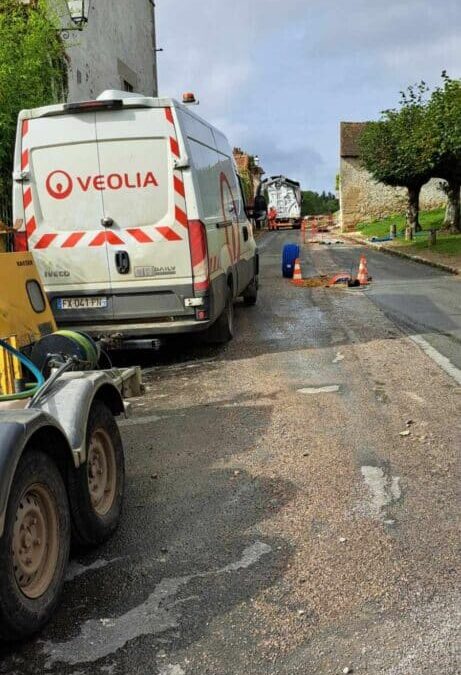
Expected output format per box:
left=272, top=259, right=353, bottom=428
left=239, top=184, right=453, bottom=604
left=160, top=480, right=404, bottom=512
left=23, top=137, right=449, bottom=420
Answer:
left=13, top=91, right=259, bottom=347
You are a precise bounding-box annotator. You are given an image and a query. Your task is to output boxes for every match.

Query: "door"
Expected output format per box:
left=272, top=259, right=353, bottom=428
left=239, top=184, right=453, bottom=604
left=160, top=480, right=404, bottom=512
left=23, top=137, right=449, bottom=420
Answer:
left=24, top=114, right=111, bottom=322
left=94, top=108, right=193, bottom=321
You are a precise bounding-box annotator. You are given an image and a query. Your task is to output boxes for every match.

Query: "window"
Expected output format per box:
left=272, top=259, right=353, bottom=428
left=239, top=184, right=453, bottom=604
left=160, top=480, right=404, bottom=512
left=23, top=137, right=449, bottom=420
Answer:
left=118, top=59, right=138, bottom=93
left=26, top=280, right=46, bottom=314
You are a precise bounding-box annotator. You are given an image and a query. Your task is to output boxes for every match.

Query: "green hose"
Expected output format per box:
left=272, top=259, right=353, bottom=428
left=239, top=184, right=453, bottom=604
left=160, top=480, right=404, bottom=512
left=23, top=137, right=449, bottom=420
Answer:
left=0, top=338, right=45, bottom=402
left=0, top=387, right=41, bottom=402
left=0, top=331, right=99, bottom=402
left=53, top=330, right=100, bottom=368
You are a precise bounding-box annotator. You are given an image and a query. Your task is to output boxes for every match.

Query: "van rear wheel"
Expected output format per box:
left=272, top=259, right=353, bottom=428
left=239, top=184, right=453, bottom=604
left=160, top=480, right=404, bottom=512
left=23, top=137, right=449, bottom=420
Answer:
left=207, top=287, right=234, bottom=344
left=242, top=277, right=258, bottom=306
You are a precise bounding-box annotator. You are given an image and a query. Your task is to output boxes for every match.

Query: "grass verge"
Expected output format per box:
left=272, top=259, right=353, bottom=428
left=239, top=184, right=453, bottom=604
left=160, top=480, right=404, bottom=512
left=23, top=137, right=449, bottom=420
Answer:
left=357, top=208, right=461, bottom=262
left=358, top=208, right=445, bottom=239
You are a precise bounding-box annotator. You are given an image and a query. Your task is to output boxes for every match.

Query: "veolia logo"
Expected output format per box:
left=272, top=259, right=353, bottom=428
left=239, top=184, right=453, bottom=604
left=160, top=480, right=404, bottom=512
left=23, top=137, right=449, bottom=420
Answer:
left=45, top=169, right=159, bottom=200
left=46, top=170, right=74, bottom=200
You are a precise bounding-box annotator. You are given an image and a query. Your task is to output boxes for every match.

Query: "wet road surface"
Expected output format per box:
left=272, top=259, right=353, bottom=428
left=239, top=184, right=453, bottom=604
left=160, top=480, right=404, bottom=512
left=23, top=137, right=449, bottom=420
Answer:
left=1, top=231, right=460, bottom=674
left=327, top=242, right=461, bottom=371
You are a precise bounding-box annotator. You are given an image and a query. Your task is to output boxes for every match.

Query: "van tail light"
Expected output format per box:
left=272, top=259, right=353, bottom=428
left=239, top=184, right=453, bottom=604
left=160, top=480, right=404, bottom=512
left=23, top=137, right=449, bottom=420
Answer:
left=13, top=231, right=28, bottom=252
left=188, top=220, right=209, bottom=293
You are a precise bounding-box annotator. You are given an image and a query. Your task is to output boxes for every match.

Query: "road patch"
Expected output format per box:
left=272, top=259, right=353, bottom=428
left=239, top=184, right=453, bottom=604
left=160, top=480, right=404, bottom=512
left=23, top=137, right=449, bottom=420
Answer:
left=359, top=465, right=401, bottom=521
left=297, top=385, right=340, bottom=394
left=42, top=542, right=272, bottom=667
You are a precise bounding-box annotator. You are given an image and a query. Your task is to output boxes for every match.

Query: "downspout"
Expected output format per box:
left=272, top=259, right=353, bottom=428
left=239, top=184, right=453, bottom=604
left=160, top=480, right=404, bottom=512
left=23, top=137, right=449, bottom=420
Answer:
left=148, top=0, right=159, bottom=95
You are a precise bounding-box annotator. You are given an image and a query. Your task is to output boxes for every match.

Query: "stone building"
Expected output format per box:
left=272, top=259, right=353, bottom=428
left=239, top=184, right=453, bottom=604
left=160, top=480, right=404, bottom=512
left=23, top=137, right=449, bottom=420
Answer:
left=58, top=0, right=158, bottom=101
left=233, top=148, right=265, bottom=205
left=339, top=122, right=446, bottom=231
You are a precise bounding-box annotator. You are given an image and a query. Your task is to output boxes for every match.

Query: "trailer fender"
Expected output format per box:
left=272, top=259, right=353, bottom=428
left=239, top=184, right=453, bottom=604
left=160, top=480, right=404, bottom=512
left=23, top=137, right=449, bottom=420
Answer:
left=0, top=411, right=73, bottom=537
left=34, top=372, right=124, bottom=464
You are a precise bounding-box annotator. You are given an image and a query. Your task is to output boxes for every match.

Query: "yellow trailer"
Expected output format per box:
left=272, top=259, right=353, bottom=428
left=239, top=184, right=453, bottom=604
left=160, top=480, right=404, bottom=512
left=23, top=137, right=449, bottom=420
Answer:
left=0, top=251, right=56, bottom=396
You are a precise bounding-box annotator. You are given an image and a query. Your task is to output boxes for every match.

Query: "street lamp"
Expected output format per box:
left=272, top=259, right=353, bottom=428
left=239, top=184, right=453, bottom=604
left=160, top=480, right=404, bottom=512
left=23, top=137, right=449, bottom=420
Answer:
left=67, top=0, right=90, bottom=27
left=65, top=0, right=90, bottom=30
left=58, top=0, right=90, bottom=37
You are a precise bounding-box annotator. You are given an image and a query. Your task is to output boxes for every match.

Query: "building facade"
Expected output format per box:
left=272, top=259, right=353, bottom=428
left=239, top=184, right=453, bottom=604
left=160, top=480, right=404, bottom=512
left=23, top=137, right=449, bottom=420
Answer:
left=339, top=122, right=446, bottom=231
left=59, top=0, right=158, bottom=102
left=233, top=148, right=265, bottom=206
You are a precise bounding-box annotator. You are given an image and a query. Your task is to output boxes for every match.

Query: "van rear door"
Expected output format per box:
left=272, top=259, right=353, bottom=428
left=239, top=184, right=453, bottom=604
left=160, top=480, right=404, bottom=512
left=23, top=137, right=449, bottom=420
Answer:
left=23, top=113, right=111, bottom=320
left=94, top=107, right=193, bottom=322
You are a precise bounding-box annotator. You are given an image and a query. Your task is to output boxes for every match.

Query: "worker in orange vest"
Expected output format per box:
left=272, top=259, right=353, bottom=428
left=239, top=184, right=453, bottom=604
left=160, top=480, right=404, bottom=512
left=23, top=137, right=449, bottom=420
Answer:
left=268, top=206, right=277, bottom=231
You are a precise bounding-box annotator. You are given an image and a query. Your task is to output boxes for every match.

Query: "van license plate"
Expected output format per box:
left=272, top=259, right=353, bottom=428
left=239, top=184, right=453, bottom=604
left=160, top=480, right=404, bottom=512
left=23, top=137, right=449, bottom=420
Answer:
left=58, top=297, right=108, bottom=310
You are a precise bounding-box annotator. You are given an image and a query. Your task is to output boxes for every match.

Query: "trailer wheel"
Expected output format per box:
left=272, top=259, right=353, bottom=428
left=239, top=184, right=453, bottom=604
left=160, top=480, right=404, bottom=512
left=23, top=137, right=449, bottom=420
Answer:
left=69, top=401, right=124, bottom=548
left=0, top=451, right=70, bottom=641
left=242, top=276, right=258, bottom=306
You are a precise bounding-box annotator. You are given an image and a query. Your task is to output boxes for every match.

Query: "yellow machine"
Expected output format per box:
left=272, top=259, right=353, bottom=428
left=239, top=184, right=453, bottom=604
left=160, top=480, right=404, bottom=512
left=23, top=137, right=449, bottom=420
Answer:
left=0, top=252, right=56, bottom=395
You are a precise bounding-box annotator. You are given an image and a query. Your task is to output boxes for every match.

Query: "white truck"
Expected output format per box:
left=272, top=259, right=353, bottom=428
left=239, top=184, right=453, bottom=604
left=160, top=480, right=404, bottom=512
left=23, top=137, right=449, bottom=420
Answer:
left=13, top=91, right=259, bottom=348
left=262, top=176, right=302, bottom=228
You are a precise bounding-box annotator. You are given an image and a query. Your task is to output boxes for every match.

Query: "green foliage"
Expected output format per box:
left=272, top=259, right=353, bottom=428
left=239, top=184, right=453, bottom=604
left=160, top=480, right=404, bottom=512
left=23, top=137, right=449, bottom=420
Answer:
left=239, top=171, right=253, bottom=205
left=301, top=190, right=338, bottom=216
left=359, top=83, right=436, bottom=189
left=358, top=74, right=461, bottom=232
left=0, top=0, right=67, bottom=222
left=424, top=73, right=461, bottom=231
left=233, top=149, right=256, bottom=204
left=427, top=72, right=461, bottom=179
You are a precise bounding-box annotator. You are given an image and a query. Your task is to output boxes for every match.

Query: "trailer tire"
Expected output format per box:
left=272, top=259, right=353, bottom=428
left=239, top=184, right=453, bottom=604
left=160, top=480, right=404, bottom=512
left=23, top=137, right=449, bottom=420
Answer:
left=0, top=450, right=70, bottom=641
left=242, top=277, right=258, bottom=306
left=207, top=286, right=234, bottom=344
left=69, top=401, right=124, bottom=548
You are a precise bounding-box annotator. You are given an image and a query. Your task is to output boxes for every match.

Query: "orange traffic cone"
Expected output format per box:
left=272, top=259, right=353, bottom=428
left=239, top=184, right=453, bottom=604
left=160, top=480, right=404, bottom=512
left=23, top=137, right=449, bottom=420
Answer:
left=358, top=255, right=369, bottom=285
left=292, top=258, right=302, bottom=282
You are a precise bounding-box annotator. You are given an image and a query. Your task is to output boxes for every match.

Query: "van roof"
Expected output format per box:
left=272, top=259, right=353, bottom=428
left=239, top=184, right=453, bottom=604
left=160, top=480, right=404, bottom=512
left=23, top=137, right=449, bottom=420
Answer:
left=262, top=176, right=301, bottom=188
left=18, top=90, right=208, bottom=125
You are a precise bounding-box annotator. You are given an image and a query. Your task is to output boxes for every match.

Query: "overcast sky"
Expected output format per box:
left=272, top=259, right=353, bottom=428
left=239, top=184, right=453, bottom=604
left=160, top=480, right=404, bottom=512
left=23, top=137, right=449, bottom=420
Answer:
left=157, top=0, right=461, bottom=193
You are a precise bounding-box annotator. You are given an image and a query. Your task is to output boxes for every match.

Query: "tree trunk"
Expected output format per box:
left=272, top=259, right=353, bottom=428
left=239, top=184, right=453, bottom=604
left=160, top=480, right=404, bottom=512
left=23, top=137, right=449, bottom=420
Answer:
left=406, top=185, right=422, bottom=232
left=443, top=180, right=461, bottom=233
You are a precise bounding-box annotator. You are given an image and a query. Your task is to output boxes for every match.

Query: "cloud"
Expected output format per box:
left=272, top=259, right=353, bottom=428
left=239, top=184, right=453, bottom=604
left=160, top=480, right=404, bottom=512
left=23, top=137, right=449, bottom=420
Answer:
left=157, top=0, right=461, bottom=191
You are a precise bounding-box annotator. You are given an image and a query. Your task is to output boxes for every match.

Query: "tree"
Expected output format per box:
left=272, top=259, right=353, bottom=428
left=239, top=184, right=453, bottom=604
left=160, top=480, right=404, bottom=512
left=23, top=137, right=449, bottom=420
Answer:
left=301, top=190, right=338, bottom=216
left=0, top=0, right=67, bottom=224
left=426, top=73, right=461, bottom=233
left=359, top=84, right=436, bottom=232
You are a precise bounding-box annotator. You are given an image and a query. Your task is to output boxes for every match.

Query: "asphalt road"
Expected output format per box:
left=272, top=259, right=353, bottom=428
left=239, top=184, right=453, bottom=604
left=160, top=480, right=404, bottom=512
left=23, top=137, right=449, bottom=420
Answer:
left=327, top=242, right=461, bottom=371
left=1, top=232, right=460, bottom=674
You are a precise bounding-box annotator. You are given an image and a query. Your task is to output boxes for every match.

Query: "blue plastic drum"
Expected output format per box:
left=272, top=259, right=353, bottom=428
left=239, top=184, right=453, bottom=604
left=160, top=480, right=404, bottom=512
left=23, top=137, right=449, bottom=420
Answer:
left=282, top=243, right=300, bottom=278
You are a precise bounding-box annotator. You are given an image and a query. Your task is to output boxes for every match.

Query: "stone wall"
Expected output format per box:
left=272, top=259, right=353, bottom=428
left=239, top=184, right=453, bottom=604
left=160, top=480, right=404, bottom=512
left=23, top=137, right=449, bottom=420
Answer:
left=339, top=157, right=446, bottom=231
left=62, top=0, right=158, bottom=102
